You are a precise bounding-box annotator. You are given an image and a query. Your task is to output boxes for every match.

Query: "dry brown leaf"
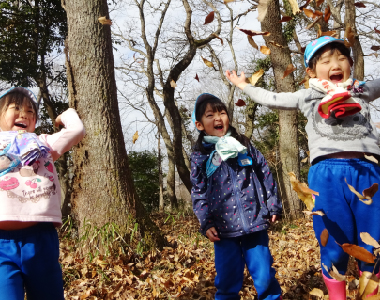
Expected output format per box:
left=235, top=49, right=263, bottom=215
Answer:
left=247, top=69, right=264, bottom=86
left=340, top=243, right=375, bottom=263
left=366, top=296, right=380, bottom=300
left=201, top=56, right=214, bottom=68
left=322, top=263, right=346, bottom=281
left=362, top=183, right=378, bottom=199
left=212, top=33, right=224, bottom=45
left=223, top=0, right=236, bottom=4
left=320, top=229, right=329, bottom=247
left=345, top=25, right=356, bottom=47
left=324, top=6, right=331, bottom=23
left=371, top=46, right=380, bottom=51
left=260, top=45, right=271, bottom=55
left=321, top=30, right=338, bottom=37
left=360, top=232, right=380, bottom=249
left=132, top=131, right=139, bottom=144
left=247, top=36, right=259, bottom=50
left=170, top=79, right=177, bottom=88
left=299, top=78, right=308, bottom=87
left=301, top=156, right=308, bottom=163
left=303, top=210, right=325, bottom=216
left=237, top=27, right=271, bottom=36
left=309, top=288, right=324, bottom=298
left=303, top=8, right=314, bottom=18
left=375, top=27, right=380, bottom=35
left=268, top=40, right=285, bottom=48
left=344, top=178, right=374, bottom=205
left=288, top=172, right=319, bottom=211
left=282, top=64, right=296, bottom=79
left=354, top=2, right=366, bottom=8
left=306, top=15, right=322, bottom=30
left=315, top=0, right=324, bottom=7
left=316, top=24, right=322, bottom=38
left=204, top=11, right=215, bottom=25
left=279, top=16, right=292, bottom=23
left=359, top=271, right=379, bottom=298
left=257, top=0, right=268, bottom=22
left=195, top=74, right=200, bottom=82
left=98, top=16, right=112, bottom=25
left=288, top=0, right=301, bottom=15
left=235, top=99, right=246, bottom=107
left=364, top=154, right=378, bottom=164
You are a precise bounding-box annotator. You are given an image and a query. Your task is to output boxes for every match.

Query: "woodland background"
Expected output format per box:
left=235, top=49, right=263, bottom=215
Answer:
left=0, top=0, right=380, bottom=299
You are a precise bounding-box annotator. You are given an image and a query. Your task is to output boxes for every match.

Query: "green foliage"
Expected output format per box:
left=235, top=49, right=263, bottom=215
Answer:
left=128, top=150, right=160, bottom=213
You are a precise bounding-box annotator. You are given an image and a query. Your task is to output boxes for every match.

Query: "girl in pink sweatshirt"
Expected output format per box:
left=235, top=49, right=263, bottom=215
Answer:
left=0, top=87, right=85, bottom=300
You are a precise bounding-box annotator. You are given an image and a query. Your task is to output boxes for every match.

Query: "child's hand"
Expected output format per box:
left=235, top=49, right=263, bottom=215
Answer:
left=206, top=227, right=220, bottom=242
left=225, top=70, right=248, bottom=90
left=54, top=114, right=64, bottom=127
left=270, top=215, right=280, bottom=223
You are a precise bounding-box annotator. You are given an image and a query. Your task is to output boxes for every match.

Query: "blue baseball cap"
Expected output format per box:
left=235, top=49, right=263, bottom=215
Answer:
left=304, top=36, right=345, bottom=68
left=192, top=93, right=221, bottom=131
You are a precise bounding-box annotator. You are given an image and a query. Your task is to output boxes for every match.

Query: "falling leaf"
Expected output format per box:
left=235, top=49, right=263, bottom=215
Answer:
left=279, top=16, right=292, bottom=22
left=170, top=80, right=177, bottom=88
left=375, top=27, right=380, bottom=35
left=257, top=0, right=268, bottom=22
left=320, top=229, right=329, bottom=247
left=303, top=210, right=325, bottom=216
left=299, top=0, right=313, bottom=10
left=344, top=178, right=374, bottom=205
left=315, top=0, right=324, bottom=7
left=314, top=10, right=323, bottom=16
left=288, top=172, right=319, bottom=211
left=301, top=156, right=308, bottom=163
left=359, top=271, right=379, bottom=298
left=212, top=33, right=224, bottom=45
left=194, top=74, right=200, bottom=82
left=364, top=154, right=378, bottom=164
left=133, top=131, right=139, bottom=144
left=306, top=16, right=322, bottom=30
left=360, top=232, right=380, bottom=248
left=299, top=78, right=308, bottom=86
left=288, top=0, right=301, bottom=15
left=324, top=6, right=331, bottom=23
left=282, top=64, right=296, bottom=79
left=309, top=288, right=324, bottom=298
left=363, top=183, right=378, bottom=199
left=303, top=8, right=314, bottom=18
left=371, top=46, right=380, bottom=51
left=237, top=27, right=271, bottom=36
left=339, top=243, right=375, bottom=263
left=260, top=45, right=271, bottom=55
left=98, top=16, right=112, bottom=25
left=235, top=99, right=246, bottom=106
left=204, top=11, right=214, bottom=25
left=247, top=36, right=259, bottom=50
left=354, top=2, right=366, bottom=8
left=323, top=263, right=346, bottom=281
left=201, top=56, right=214, bottom=68
left=316, top=24, right=322, bottom=38
left=247, top=69, right=264, bottom=86
left=268, top=40, right=286, bottom=48
left=322, top=30, right=338, bottom=37
left=345, top=25, right=356, bottom=47
left=223, top=0, right=236, bottom=3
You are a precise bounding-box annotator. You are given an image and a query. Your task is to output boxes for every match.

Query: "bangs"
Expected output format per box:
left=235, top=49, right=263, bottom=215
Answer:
left=0, top=90, right=38, bottom=119
left=195, top=97, right=228, bottom=121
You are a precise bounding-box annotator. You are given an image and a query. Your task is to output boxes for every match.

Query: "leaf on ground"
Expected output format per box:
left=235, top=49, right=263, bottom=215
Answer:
left=132, top=131, right=139, bottom=144
left=320, top=229, right=328, bottom=247
left=246, top=69, right=264, bottom=86
left=282, top=64, right=296, bottom=79
left=303, top=210, right=325, bottom=216
left=260, top=45, right=271, bottom=55
left=170, top=80, right=177, bottom=88
left=359, top=271, right=379, bottom=298
left=288, top=172, right=319, bottom=211
left=288, top=0, right=301, bottom=14
left=237, top=27, right=271, bottom=36
left=201, top=56, right=214, bottom=68
left=324, top=6, right=331, bottom=23
left=247, top=36, right=259, bottom=50
left=257, top=0, right=268, bottom=22
left=204, top=11, right=214, bottom=25
left=309, top=288, right=324, bottom=298
left=235, top=99, right=246, bottom=107
left=98, top=16, right=112, bottom=25
left=340, top=243, right=375, bottom=263
left=360, top=232, right=380, bottom=248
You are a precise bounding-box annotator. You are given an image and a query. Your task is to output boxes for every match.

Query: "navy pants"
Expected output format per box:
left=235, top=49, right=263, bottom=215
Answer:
left=309, top=159, right=380, bottom=277
left=0, top=222, right=64, bottom=300
left=214, top=230, right=282, bottom=300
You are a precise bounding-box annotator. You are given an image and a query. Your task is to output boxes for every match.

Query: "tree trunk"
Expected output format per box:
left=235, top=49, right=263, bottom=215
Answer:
left=64, top=0, right=165, bottom=248
left=261, top=0, right=301, bottom=218
left=167, top=156, right=178, bottom=209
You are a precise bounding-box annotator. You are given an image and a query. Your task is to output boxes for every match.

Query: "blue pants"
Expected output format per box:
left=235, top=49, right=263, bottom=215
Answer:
left=0, top=222, right=64, bottom=300
left=214, top=230, right=282, bottom=300
left=309, top=159, right=380, bottom=277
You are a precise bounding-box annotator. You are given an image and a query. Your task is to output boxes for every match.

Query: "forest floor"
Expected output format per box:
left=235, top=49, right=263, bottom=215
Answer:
left=61, top=213, right=361, bottom=300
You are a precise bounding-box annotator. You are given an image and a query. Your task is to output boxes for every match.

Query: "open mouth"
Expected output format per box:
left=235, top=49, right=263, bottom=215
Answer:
left=330, top=74, right=343, bottom=83
left=214, top=125, right=223, bottom=130
left=14, top=123, right=27, bottom=129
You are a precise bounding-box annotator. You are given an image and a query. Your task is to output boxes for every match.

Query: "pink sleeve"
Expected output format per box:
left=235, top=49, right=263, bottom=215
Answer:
left=38, top=108, right=85, bottom=161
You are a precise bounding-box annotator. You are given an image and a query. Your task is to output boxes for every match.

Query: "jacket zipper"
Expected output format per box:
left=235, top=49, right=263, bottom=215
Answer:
left=229, top=165, right=249, bottom=234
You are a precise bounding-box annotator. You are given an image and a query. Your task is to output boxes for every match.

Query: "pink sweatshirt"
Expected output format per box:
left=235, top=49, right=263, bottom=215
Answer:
left=0, top=108, right=85, bottom=226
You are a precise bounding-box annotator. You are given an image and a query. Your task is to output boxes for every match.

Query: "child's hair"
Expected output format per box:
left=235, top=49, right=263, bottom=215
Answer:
left=0, top=88, right=38, bottom=120
left=308, top=42, right=351, bottom=71
left=193, top=98, right=251, bottom=153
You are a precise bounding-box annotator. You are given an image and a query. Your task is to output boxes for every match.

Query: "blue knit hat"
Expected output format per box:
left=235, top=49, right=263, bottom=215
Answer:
left=0, top=87, right=38, bottom=103
left=191, top=93, right=221, bottom=131
left=304, top=36, right=345, bottom=68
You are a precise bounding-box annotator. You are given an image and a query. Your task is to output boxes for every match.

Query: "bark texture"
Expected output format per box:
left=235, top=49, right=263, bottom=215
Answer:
left=261, top=0, right=301, bottom=217
left=64, top=0, right=165, bottom=247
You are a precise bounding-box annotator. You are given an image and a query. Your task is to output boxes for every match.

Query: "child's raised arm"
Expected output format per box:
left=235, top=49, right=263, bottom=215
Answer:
left=225, top=70, right=248, bottom=90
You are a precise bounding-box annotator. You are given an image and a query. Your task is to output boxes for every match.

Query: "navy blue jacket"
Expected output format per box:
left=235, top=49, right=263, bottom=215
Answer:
left=190, top=143, right=282, bottom=238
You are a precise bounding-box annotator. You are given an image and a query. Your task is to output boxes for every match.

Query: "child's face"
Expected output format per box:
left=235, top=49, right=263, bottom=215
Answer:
left=0, top=101, right=36, bottom=132
left=306, top=47, right=352, bottom=84
left=195, top=104, right=229, bottom=137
